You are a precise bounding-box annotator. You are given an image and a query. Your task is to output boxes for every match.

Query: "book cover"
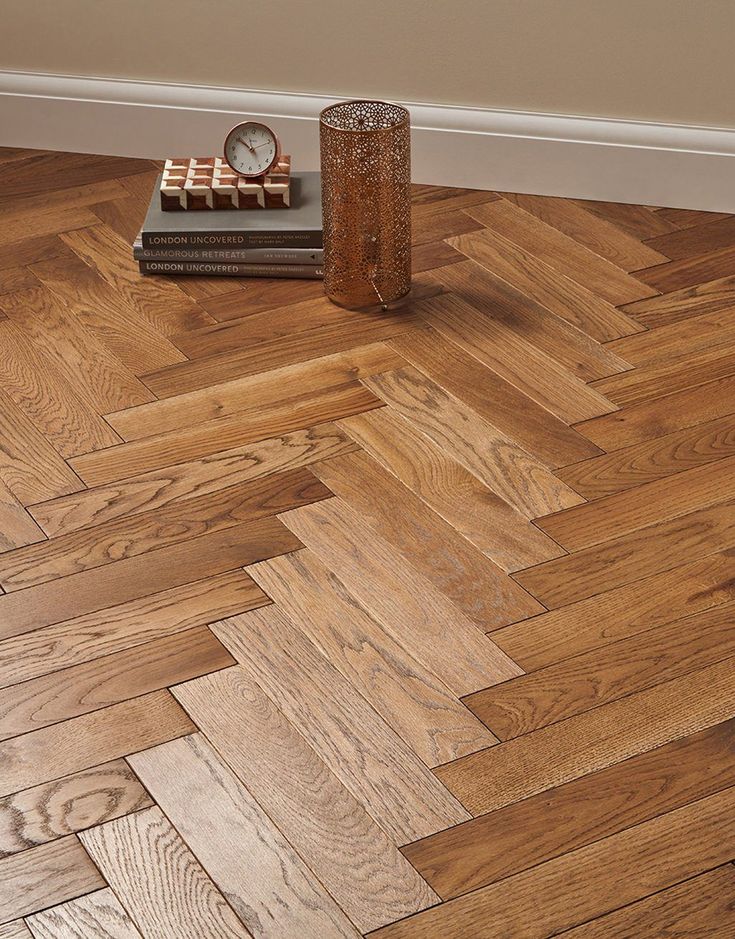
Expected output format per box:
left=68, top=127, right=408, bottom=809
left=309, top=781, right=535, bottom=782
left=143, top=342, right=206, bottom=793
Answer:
left=139, top=260, right=324, bottom=279
left=140, top=172, right=323, bottom=249
left=133, top=236, right=323, bottom=265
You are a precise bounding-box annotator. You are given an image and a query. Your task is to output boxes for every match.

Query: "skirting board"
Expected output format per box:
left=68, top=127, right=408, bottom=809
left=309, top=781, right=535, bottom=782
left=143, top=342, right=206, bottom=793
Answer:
left=2, top=70, right=735, bottom=212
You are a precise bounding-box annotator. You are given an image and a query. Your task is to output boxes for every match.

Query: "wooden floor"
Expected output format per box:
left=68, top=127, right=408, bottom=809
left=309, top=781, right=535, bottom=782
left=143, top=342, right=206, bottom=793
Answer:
left=0, top=147, right=734, bottom=938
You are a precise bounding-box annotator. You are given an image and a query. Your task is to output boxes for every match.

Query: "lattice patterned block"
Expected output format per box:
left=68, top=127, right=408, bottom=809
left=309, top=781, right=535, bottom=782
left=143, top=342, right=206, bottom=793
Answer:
left=160, top=156, right=292, bottom=211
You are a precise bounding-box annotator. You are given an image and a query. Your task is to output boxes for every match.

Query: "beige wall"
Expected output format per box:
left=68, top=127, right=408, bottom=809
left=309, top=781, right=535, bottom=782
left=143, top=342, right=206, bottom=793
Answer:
left=2, top=0, right=733, bottom=127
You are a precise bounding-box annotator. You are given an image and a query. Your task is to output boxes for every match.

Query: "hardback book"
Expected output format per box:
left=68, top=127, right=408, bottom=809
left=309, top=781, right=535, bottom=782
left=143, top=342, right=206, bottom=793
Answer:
left=140, top=171, right=323, bottom=250
left=132, top=236, right=323, bottom=265
left=139, top=260, right=324, bottom=279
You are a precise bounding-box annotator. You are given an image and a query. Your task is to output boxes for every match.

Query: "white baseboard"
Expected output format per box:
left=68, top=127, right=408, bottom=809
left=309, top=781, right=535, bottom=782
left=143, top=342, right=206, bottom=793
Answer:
left=2, top=70, right=735, bottom=212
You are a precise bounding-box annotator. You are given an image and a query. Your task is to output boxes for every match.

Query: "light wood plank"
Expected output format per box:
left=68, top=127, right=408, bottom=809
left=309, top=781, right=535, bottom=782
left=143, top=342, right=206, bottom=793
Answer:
left=0, top=922, right=32, bottom=939
left=0, top=761, right=151, bottom=857
left=80, top=807, right=251, bottom=939
left=280, top=499, right=522, bottom=695
left=620, top=272, right=735, bottom=328
left=249, top=550, right=498, bottom=766
left=174, top=666, right=439, bottom=932
left=27, top=888, right=143, bottom=939
left=0, top=480, right=44, bottom=552
left=0, top=206, right=99, bottom=248
left=129, top=734, right=361, bottom=939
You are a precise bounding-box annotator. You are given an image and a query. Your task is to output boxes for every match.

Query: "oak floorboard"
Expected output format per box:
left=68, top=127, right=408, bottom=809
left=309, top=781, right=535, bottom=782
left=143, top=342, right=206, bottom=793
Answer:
left=0, top=922, right=32, bottom=939
left=0, top=268, right=39, bottom=295
left=0, top=152, right=154, bottom=199
left=280, top=499, right=523, bottom=695
left=559, top=866, right=735, bottom=938
left=387, top=326, right=602, bottom=467
left=129, top=734, right=361, bottom=939
left=0, top=760, right=151, bottom=857
left=200, top=279, right=324, bottom=319
left=69, top=384, right=382, bottom=486
left=411, top=208, right=482, bottom=245
left=402, top=720, right=735, bottom=899
left=0, top=235, right=71, bottom=273
left=0, top=571, right=267, bottom=689
left=644, top=214, right=735, bottom=260
left=0, top=481, right=45, bottom=552
left=634, top=245, right=735, bottom=292
left=368, top=787, right=735, bottom=939
left=249, top=550, right=498, bottom=766
left=0, top=178, right=128, bottom=220
left=501, top=191, right=669, bottom=271
left=0, top=691, right=195, bottom=798
left=362, top=366, right=583, bottom=519
left=434, top=658, right=735, bottom=815
left=0, top=836, right=104, bottom=925
left=29, top=423, right=356, bottom=538
left=80, top=806, right=252, bottom=939
left=0, top=626, right=234, bottom=741
left=411, top=239, right=464, bottom=271
left=619, top=272, right=735, bottom=328
left=174, top=667, right=439, bottom=933
left=311, top=450, right=544, bottom=626
left=339, top=407, right=566, bottom=571
left=572, top=199, right=678, bottom=238
left=26, top=888, right=143, bottom=939
left=653, top=205, right=731, bottom=228
left=0, top=467, right=328, bottom=591
left=492, top=553, right=735, bottom=670
left=0, top=519, right=298, bottom=640
left=0, top=206, right=99, bottom=249
left=464, top=198, right=658, bottom=304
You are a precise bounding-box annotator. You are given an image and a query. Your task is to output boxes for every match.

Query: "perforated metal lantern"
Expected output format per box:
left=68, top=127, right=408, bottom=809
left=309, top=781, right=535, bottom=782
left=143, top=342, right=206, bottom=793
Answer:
left=319, top=100, right=411, bottom=310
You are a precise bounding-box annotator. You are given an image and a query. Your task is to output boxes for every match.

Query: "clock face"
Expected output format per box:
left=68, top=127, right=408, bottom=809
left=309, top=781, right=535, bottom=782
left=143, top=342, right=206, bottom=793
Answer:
left=223, top=121, right=280, bottom=177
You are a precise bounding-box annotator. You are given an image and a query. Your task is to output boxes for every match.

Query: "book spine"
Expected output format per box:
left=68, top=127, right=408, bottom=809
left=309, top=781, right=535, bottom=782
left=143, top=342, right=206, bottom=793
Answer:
left=139, top=260, right=324, bottom=279
left=140, top=230, right=323, bottom=250
left=133, top=244, right=323, bottom=264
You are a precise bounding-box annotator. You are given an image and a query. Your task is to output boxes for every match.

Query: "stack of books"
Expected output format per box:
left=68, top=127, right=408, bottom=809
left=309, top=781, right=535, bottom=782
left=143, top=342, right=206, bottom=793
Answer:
left=135, top=171, right=324, bottom=279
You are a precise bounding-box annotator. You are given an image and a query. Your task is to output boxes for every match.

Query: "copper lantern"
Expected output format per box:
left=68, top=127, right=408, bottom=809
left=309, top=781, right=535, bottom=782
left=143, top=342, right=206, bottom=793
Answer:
left=319, top=100, right=411, bottom=310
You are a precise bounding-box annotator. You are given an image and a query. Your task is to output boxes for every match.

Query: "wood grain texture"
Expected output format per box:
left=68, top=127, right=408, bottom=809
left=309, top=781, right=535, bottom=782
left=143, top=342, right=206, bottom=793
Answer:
left=280, top=498, right=522, bottom=695
left=645, top=214, right=735, bottom=260
left=129, top=734, right=361, bottom=939
left=620, top=273, right=735, bottom=328
left=0, top=691, right=195, bottom=798
left=0, top=480, right=44, bottom=552
left=26, top=888, right=144, bottom=939
left=174, top=667, right=438, bottom=933
left=0, top=922, right=32, bottom=939
left=403, top=720, right=735, bottom=899
left=635, top=245, right=735, bottom=293
left=0, top=760, right=151, bottom=857
left=0, top=836, right=104, bottom=925
left=369, top=787, right=735, bottom=939
left=80, top=806, right=252, bottom=939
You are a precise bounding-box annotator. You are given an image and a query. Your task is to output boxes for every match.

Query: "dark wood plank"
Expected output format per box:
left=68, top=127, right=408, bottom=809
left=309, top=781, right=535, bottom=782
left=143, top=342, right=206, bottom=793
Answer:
left=0, top=235, right=71, bottom=273
left=573, top=199, right=676, bottom=239
left=0, top=152, right=154, bottom=199
left=620, top=273, right=735, bottom=329
left=645, top=214, right=735, bottom=260
left=199, top=280, right=323, bottom=320
left=635, top=245, right=735, bottom=293
left=607, top=304, right=735, bottom=367
left=653, top=206, right=731, bottom=229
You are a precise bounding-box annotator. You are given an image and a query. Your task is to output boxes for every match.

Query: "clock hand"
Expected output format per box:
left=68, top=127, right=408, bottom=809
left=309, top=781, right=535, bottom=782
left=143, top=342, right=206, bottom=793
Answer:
left=237, top=136, right=255, bottom=152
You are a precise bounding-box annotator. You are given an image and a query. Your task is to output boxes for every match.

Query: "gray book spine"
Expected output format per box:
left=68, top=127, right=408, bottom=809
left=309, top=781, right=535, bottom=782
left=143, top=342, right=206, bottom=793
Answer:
left=139, top=260, right=324, bottom=279
left=133, top=243, right=323, bottom=264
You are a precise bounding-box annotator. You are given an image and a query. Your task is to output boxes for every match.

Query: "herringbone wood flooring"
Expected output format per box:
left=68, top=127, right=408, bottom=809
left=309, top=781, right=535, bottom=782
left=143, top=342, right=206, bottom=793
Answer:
left=0, top=147, right=734, bottom=938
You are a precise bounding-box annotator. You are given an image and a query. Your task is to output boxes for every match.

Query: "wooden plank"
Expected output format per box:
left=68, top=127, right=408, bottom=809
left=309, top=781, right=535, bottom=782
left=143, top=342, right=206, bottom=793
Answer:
left=362, top=366, right=583, bottom=519
left=515, top=498, right=735, bottom=607
left=434, top=658, right=735, bottom=814
left=387, top=327, right=602, bottom=467
left=411, top=187, right=499, bottom=214
left=80, top=806, right=252, bottom=939
left=0, top=480, right=45, bottom=552
left=60, top=225, right=214, bottom=334
left=0, top=467, right=329, bottom=591
left=411, top=240, right=464, bottom=272
left=0, top=235, right=71, bottom=273
left=105, top=343, right=403, bottom=440
left=30, top=423, right=356, bottom=538
left=0, top=691, right=194, bottom=798
left=369, top=786, right=735, bottom=939
left=0, top=571, right=267, bottom=689
left=0, top=152, right=154, bottom=199
left=69, top=384, right=383, bottom=486
left=465, top=199, right=657, bottom=304
left=620, top=273, right=735, bottom=329
left=635, top=245, right=735, bottom=293
left=0, top=286, right=154, bottom=413
left=0, top=268, right=39, bottom=295
left=465, top=610, right=735, bottom=739
left=129, top=734, right=362, bottom=939
left=26, top=888, right=143, bottom=939
left=32, top=254, right=187, bottom=375
left=414, top=293, right=617, bottom=422
left=0, top=626, right=234, bottom=741
left=311, top=451, right=543, bottom=627
left=201, top=279, right=324, bottom=320
left=280, top=499, right=522, bottom=695
left=249, top=551, right=498, bottom=766
left=501, top=191, right=669, bottom=271
left=0, top=319, right=122, bottom=458
left=433, top=260, right=631, bottom=380
left=0, top=836, right=104, bottom=925
left=0, top=206, right=99, bottom=248
left=0, top=178, right=128, bottom=220
left=560, top=866, right=735, bottom=938
left=91, top=194, right=147, bottom=245
left=0, top=760, right=151, bottom=857
left=0, top=519, right=299, bottom=640
left=411, top=208, right=482, bottom=246
left=215, top=608, right=470, bottom=840
left=572, top=199, right=676, bottom=238
left=535, top=453, right=735, bottom=550
left=0, top=922, right=32, bottom=939
left=339, top=407, right=566, bottom=571
left=645, top=214, right=735, bottom=260
left=174, top=667, right=439, bottom=932
left=0, top=387, right=82, bottom=506
left=404, top=721, right=735, bottom=899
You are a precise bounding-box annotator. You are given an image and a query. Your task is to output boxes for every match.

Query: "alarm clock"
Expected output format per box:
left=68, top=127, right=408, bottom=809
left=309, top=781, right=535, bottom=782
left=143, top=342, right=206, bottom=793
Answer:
left=223, top=121, right=281, bottom=178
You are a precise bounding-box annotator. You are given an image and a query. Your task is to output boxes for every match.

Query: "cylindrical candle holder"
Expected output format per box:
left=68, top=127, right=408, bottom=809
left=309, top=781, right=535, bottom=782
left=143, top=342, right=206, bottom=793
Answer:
left=319, top=100, right=411, bottom=310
